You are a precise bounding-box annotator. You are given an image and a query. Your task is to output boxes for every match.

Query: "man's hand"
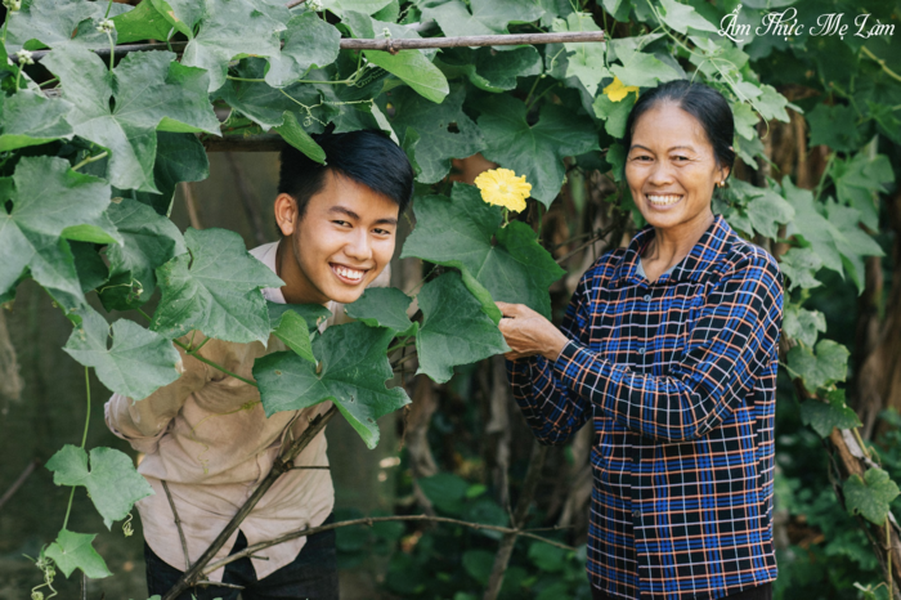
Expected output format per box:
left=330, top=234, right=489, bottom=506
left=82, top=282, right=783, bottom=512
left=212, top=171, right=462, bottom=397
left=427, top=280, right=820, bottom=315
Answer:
left=496, top=301, right=569, bottom=361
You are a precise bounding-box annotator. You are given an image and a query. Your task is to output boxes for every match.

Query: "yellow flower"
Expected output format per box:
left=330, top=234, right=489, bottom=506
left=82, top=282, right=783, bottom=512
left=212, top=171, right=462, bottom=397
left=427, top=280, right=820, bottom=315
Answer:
left=474, top=168, right=531, bottom=213
left=603, top=77, right=639, bottom=102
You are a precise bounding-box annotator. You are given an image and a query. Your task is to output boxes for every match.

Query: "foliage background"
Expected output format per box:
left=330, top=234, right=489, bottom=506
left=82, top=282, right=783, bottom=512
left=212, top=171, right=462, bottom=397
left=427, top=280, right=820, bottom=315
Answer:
left=0, top=0, right=900, bottom=598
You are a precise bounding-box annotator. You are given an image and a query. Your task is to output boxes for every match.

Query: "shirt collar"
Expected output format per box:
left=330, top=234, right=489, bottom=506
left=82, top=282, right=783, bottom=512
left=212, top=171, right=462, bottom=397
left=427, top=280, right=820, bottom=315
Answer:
left=614, top=214, right=734, bottom=284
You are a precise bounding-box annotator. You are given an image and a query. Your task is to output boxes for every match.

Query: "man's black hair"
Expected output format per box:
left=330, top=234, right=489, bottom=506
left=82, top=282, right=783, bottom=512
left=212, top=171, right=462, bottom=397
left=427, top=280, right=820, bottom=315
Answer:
left=278, top=129, right=414, bottom=220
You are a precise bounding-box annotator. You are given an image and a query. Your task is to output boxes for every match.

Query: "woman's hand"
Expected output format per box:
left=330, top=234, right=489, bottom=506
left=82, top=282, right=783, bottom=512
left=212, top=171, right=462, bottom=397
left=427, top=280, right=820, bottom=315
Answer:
left=496, top=301, right=569, bottom=361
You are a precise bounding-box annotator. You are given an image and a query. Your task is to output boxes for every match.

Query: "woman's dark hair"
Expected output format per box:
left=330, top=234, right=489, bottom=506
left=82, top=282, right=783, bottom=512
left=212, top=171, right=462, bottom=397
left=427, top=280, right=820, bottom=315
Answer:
left=278, top=129, right=414, bottom=219
left=623, top=79, right=735, bottom=172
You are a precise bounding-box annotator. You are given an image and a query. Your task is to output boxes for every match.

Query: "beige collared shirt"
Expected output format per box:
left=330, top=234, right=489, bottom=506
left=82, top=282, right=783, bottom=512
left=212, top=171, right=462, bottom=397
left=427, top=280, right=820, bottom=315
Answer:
left=105, top=241, right=344, bottom=581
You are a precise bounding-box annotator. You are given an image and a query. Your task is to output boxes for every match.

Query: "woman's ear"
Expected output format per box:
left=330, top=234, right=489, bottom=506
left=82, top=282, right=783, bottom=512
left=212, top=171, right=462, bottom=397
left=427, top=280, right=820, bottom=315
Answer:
left=274, top=193, right=298, bottom=236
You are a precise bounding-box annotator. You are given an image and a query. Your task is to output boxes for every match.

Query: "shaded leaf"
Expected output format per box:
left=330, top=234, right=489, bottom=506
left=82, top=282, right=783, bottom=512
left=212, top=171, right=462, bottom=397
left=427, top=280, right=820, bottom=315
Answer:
left=113, top=0, right=176, bottom=44
left=478, top=96, right=598, bottom=207
left=658, top=0, right=718, bottom=33
left=551, top=13, right=608, bottom=95
left=783, top=304, right=826, bottom=348
left=418, top=472, right=469, bottom=515
left=44, top=529, right=112, bottom=579
left=436, top=46, right=541, bottom=93
left=402, top=184, right=566, bottom=319
left=272, top=310, right=316, bottom=364
left=0, top=156, right=115, bottom=311
left=46, top=445, right=155, bottom=528
left=256, top=322, right=410, bottom=448
left=610, top=52, right=681, bottom=88
left=831, top=152, right=894, bottom=231
left=778, top=247, right=823, bottom=292
left=807, top=103, right=861, bottom=152
left=152, top=228, right=284, bottom=344
left=265, top=13, right=342, bottom=88
left=419, top=0, right=545, bottom=37
left=0, top=90, right=73, bottom=152
left=414, top=271, right=509, bottom=384
left=786, top=339, right=850, bottom=394
left=274, top=112, right=327, bottom=164
left=800, top=389, right=861, bottom=438
left=6, top=0, right=127, bottom=51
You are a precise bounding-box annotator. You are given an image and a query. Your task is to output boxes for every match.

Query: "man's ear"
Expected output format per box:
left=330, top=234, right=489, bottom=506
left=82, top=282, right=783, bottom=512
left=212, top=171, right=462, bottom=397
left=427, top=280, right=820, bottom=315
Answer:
left=274, top=193, right=298, bottom=236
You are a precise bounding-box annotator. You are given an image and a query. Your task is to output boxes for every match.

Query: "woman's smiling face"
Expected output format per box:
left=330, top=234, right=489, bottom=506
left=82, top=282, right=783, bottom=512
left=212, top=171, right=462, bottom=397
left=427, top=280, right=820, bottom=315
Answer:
left=625, top=102, right=730, bottom=242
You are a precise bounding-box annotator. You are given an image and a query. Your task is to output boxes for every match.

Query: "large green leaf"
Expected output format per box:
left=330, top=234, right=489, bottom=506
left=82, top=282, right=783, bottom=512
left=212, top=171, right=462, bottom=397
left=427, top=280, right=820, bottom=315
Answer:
left=436, top=46, right=542, bottom=93
left=64, top=308, right=181, bottom=401
left=44, top=529, right=112, bottom=579
left=800, top=389, right=861, bottom=438
left=657, top=0, right=718, bottom=33
left=610, top=51, right=681, bottom=88
left=414, top=271, right=509, bottom=384
left=100, top=197, right=188, bottom=310
left=721, top=179, right=795, bottom=239
left=112, top=0, right=176, bottom=44
left=152, top=228, right=284, bottom=344
left=154, top=0, right=289, bottom=92
left=6, top=0, right=129, bottom=51
left=830, top=151, right=894, bottom=231
left=46, top=445, right=155, bottom=528
left=418, top=0, right=545, bottom=37
left=389, top=85, right=485, bottom=184
left=0, top=156, right=116, bottom=311
left=786, top=339, right=850, bottom=394
left=0, top=90, right=73, bottom=152
left=255, top=321, right=410, bottom=449
left=825, top=199, right=885, bottom=293
left=122, top=131, right=211, bottom=217
left=552, top=12, right=608, bottom=95
left=778, top=247, right=823, bottom=292
left=265, top=13, right=342, bottom=88
left=321, top=0, right=394, bottom=17
left=345, top=287, right=416, bottom=335
left=478, top=96, right=598, bottom=208
left=44, top=48, right=220, bottom=193
left=807, top=103, right=862, bottom=153
left=783, top=304, right=826, bottom=348
left=844, top=468, right=900, bottom=526
left=402, top=184, right=565, bottom=319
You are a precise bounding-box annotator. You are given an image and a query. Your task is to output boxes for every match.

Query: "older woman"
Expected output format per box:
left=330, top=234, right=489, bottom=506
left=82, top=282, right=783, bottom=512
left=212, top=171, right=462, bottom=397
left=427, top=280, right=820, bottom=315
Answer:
left=497, top=80, right=782, bottom=600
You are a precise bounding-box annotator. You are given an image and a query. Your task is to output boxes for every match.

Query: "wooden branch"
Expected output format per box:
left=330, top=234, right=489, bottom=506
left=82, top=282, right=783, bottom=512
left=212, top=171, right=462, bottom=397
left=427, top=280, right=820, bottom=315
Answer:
left=162, top=405, right=338, bottom=600
left=21, top=31, right=605, bottom=64
left=0, top=459, right=39, bottom=512
left=161, top=480, right=192, bottom=571
left=202, top=513, right=574, bottom=576
left=483, top=441, right=548, bottom=600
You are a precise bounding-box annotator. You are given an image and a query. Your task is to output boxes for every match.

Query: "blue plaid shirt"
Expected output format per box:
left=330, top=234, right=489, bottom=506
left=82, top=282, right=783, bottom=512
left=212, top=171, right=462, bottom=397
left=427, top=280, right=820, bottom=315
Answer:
left=509, top=216, right=782, bottom=599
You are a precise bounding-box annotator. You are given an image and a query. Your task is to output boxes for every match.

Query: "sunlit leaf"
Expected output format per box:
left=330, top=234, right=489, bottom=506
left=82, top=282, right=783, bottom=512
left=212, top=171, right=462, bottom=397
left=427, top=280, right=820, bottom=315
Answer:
left=345, top=287, right=416, bottom=335
left=0, top=90, right=73, bottom=152
left=44, top=529, right=112, bottom=579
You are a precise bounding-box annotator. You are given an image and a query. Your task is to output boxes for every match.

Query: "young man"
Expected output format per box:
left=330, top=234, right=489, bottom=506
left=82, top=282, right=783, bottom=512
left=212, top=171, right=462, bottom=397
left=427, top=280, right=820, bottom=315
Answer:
left=105, top=130, right=414, bottom=600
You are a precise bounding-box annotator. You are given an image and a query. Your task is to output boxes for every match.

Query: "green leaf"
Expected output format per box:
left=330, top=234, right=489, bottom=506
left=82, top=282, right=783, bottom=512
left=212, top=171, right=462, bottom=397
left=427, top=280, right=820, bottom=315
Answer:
left=831, top=152, right=894, bottom=231
left=164, top=0, right=289, bottom=92
left=722, top=179, right=795, bottom=239
left=783, top=304, right=826, bottom=348
left=0, top=156, right=114, bottom=311
left=265, top=13, right=342, bottom=88
left=44, top=529, right=112, bottom=579
left=419, top=0, right=545, bottom=37
left=478, top=96, right=598, bottom=208
left=414, top=271, right=509, bottom=384
left=345, top=287, right=415, bottom=335
left=152, top=228, right=284, bottom=344
left=610, top=51, right=681, bottom=88
left=807, top=103, right=861, bottom=152
left=320, top=0, right=394, bottom=17
left=365, top=49, right=449, bottom=104
left=462, top=549, right=495, bottom=584
left=782, top=180, right=844, bottom=280
left=843, top=468, right=900, bottom=525
left=256, top=322, right=410, bottom=449
left=64, top=308, right=181, bottom=400
left=113, top=0, right=176, bottom=44
left=402, top=184, right=565, bottom=319
left=528, top=541, right=567, bottom=572
left=46, top=445, right=155, bottom=529
left=274, top=112, right=327, bottom=164
left=778, top=247, right=823, bottom=292
left=269, top=302, right=332, bottom=332
left=272, top=310, right=316, bottom=364
left=800, top=389, right=862, bottom=438
left=551, top=13, right=608, bottom=95
left=44, top=48, right=220, bottom=193
left=6, top=0, right=128, bottom=51
left=100, top=197, right=188, bottom=310
left=658, top=0, right=718, bottom=33
left=592, top=91, right=635, bottom=138
left=824, top=199, right=885, bottom=294
left=786, top=339, right=850, bottom=394
left=389, top=85, right=485, bottom=184
left=418, top=472, right=469, bottom=515
left=436, top=46, right=542, bottom=93
left=125, top=131, right=211, bottom=216
left=0, top=90, right=73, bottom=151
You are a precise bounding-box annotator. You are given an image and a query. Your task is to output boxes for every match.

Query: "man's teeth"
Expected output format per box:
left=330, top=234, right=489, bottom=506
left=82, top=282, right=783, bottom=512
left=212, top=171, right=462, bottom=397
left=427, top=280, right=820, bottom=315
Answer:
left=647, top=194, right=681, bottom=206
left=334, top=265, right=364, bottom=281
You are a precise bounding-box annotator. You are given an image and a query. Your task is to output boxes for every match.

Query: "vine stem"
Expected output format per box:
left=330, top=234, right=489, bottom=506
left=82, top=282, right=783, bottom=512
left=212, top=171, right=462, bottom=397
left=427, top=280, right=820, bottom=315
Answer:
left=62, top=367, right=93, bottom=531
left=162, top=405, right=338, bottom=600
left=202, top=511, right=574, bottom=577
left=71, top=151, right=109, bottom=172
left=172, top=339, right=259, bottom=387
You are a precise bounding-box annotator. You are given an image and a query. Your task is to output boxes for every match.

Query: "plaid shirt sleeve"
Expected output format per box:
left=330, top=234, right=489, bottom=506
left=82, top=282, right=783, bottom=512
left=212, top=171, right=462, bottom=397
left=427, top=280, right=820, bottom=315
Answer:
left=555, top=250, right=783, bottom=442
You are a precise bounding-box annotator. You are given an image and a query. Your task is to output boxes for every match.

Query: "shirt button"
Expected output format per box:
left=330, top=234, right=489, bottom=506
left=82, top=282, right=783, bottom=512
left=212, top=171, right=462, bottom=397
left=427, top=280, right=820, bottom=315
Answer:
left=643, top=294, right=652, bottom=302
left=633, top=509, right=641, bottom=517
left=637, top=347, right=645, bottom=355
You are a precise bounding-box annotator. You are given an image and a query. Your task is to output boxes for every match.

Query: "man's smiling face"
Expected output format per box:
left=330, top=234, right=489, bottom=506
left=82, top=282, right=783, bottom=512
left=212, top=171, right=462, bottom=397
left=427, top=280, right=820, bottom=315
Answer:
left=275, top=169, right=399, bottom=306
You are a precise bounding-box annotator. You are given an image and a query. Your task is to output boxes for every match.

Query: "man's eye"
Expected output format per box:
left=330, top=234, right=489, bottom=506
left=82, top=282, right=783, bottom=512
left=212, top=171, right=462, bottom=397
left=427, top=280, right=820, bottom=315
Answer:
left=373, top=228, right=393, bottom=236
left=333, top=220, right=350, bottom=227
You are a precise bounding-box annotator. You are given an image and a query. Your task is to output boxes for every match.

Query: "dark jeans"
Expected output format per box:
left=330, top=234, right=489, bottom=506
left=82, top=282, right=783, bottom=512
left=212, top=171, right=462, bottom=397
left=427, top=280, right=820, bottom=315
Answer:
left=145, top=516, right=338, bottom=600
left=591, top=582, right=772, bottom=600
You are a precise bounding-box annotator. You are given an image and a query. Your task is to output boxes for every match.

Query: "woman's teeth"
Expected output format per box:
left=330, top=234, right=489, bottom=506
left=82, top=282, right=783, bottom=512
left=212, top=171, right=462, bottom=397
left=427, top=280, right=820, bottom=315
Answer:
left=647, top=194, right=681, bottom=206
left=334, top=265, right=364, bottom=281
